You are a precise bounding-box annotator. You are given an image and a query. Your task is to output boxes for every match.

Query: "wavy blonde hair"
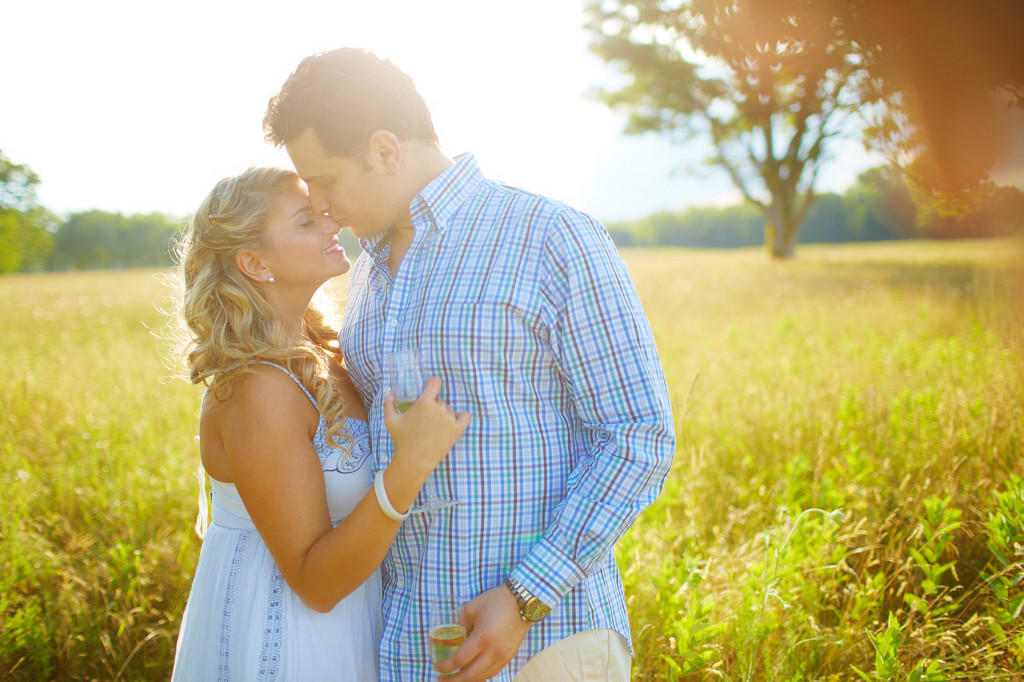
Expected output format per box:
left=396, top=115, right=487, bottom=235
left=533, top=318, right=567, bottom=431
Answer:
left=166, top=166, right=351, bottom=448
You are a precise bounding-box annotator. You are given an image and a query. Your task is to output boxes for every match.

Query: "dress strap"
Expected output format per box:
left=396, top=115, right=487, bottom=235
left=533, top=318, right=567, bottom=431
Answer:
left=202, top=362, right=317, bottom=410
left=256, top=361, right=319, bottom=411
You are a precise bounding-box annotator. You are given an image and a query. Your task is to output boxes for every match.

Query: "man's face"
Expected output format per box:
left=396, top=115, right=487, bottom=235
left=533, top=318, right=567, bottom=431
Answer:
left=285, top=129, right=396, bottom=241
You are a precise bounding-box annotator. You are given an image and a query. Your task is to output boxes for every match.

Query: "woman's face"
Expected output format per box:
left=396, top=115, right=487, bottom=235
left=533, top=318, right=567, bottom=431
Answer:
left=258, top=180, right=351, bottom=288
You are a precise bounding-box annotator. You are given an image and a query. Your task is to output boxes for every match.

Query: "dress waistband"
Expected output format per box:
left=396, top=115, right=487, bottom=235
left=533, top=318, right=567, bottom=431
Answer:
left=209, top=480, right=344, bottom=531
left=211, top=485, right=257, bottom=531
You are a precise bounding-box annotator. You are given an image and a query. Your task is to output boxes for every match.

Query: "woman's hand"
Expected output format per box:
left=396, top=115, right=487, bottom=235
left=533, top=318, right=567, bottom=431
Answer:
left=383, top=376, right=470, bottom=483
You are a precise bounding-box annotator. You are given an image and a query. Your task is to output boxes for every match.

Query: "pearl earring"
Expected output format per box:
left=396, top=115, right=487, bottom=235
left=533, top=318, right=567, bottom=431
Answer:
left=268, top=276, right=275, bottom=283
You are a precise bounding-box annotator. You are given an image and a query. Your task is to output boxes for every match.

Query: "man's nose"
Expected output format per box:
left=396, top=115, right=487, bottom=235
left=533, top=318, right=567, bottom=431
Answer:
left=308, top=186, right=330, bottom=217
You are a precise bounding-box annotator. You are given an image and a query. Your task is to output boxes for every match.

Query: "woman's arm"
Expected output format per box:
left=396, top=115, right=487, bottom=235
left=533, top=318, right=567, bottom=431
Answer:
left=216, top=366, right=469, bottom=612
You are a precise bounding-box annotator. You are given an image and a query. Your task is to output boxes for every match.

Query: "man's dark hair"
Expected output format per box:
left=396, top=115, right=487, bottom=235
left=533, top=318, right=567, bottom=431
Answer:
left=264, top=48, right=439, bottom=156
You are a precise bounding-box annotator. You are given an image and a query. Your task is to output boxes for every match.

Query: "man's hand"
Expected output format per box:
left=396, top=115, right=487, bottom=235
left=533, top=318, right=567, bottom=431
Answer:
left=434, top=584, right=533, bottom=681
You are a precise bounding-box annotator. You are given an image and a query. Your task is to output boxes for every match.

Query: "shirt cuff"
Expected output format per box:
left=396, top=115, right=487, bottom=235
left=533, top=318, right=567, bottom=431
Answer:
left=510, top=536, right=587, bottom=608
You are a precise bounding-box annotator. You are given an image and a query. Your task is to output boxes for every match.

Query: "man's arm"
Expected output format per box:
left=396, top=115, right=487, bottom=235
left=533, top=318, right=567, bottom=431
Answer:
left=438, top=210, right=676, bottom=681
left=511, top=208, right=676, bottom=604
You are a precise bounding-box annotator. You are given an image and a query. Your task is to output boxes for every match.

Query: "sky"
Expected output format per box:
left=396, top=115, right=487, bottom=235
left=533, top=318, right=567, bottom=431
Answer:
left=1, top=0, right=886, bottom=224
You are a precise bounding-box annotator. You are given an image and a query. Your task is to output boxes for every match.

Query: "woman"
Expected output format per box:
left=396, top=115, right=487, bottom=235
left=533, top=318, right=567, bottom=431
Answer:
left=167, top=166, right=469, bottom=680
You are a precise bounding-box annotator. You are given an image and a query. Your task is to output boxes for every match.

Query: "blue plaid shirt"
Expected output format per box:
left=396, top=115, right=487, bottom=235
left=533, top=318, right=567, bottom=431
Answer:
left=339, top=154, right=675, bottom=681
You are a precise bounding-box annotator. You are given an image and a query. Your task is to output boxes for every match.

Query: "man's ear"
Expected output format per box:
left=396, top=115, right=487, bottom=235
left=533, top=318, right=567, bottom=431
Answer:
left=367, top=130, right=402, bottom=176
left=235, top=249, right=272, bottom=283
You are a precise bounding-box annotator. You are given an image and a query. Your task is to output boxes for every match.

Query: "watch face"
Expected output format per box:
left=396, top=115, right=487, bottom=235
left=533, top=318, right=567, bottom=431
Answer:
left=524, top=598, right=551, bottom=621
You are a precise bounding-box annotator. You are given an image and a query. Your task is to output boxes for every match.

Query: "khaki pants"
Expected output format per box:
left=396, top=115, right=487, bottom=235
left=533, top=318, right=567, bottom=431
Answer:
left=513, top=629, right=632, bottom=681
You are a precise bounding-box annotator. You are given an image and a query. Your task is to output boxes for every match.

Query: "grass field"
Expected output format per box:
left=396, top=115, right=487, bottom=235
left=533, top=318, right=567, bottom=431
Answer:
left=2, top=240, right=1023, bottom=680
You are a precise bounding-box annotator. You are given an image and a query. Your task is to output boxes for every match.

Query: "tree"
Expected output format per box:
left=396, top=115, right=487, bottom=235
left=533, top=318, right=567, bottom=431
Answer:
left=779, top=1, right=1024, bottom=213
left=0, top=150, right=54, bottom=273
left=586, top=0, right=867, bottom=258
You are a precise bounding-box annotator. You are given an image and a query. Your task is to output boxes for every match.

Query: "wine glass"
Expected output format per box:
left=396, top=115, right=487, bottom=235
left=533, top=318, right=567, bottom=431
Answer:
left=427, top=597, right=466, bottom=676
left=387, top=348, right=426, bottom=414
left=386, top=349, right=459, bottom=515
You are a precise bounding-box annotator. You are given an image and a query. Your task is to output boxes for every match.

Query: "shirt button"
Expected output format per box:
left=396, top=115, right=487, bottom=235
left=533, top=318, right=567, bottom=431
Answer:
left=386, top=318, right=398, bottom=329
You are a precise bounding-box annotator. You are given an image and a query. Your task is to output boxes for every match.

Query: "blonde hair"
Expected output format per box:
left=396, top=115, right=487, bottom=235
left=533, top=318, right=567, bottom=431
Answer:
left=166, top=166, right=351, bottom=449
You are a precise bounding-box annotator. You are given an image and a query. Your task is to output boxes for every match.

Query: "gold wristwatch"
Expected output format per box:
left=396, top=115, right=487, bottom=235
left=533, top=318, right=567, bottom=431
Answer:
left=503, top=577, right=552, bottom=622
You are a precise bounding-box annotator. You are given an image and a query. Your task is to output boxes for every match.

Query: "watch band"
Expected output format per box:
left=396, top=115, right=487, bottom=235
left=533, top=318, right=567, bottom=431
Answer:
left=503, top=577, right=552, bottom=622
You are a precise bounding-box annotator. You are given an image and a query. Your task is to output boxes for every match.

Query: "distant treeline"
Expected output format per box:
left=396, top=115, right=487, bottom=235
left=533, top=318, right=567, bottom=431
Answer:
left=606, top=167, right=1024, bottom=248
left=3, top=209, right=365, bottom=273
left=46, top=210, right=184, bottom=270
left=0, top=206, right=185, bottom=274
left=4, top=166, right=1024, bottom=273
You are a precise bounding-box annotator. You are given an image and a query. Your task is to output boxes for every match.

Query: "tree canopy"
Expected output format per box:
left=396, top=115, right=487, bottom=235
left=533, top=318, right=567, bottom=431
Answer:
left=586, top=0, right=1024, bottom=249
left=765, top=0, right=1024, bottom=209
left=586, top=0, right=869, bottom=258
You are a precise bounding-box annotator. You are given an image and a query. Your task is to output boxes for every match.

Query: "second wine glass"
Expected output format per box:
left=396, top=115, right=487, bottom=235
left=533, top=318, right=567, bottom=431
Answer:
left=386, top=348, right=459, bottom=515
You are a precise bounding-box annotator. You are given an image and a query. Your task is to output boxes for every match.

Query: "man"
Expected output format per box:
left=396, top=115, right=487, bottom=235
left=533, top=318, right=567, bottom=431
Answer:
left=264, top=48, right=675, bottom=682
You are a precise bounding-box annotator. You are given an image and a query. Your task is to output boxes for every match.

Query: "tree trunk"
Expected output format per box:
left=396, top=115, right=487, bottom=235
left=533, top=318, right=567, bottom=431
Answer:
left=763, top=201, right=800, bottom=259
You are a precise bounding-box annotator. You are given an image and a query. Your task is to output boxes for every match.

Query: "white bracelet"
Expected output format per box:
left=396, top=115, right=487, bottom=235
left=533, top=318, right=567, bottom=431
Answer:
left=373, top=471, right=410, bottom=522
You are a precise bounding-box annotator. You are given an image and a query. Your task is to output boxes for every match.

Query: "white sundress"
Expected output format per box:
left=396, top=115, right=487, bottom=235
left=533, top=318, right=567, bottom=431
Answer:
left=171, top=363, right=381, bottom=681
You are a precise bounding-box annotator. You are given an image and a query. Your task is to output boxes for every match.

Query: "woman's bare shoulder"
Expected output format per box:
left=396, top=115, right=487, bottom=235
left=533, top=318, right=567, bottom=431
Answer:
left=203, top=364, right=318, bottom=438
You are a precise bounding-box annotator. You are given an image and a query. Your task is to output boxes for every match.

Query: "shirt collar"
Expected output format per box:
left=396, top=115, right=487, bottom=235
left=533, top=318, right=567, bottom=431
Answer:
left=409, top=153, right=484, bottom=236
left=358, top=226, right=395, bottom=260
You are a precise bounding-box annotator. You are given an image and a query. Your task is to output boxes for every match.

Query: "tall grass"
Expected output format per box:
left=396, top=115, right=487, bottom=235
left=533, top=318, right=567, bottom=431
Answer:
left=1, top=240, right=1022, bottom=680
left=620, top=240, right=1024, bottom=680
left=0, top=271, right=201, bottom=679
